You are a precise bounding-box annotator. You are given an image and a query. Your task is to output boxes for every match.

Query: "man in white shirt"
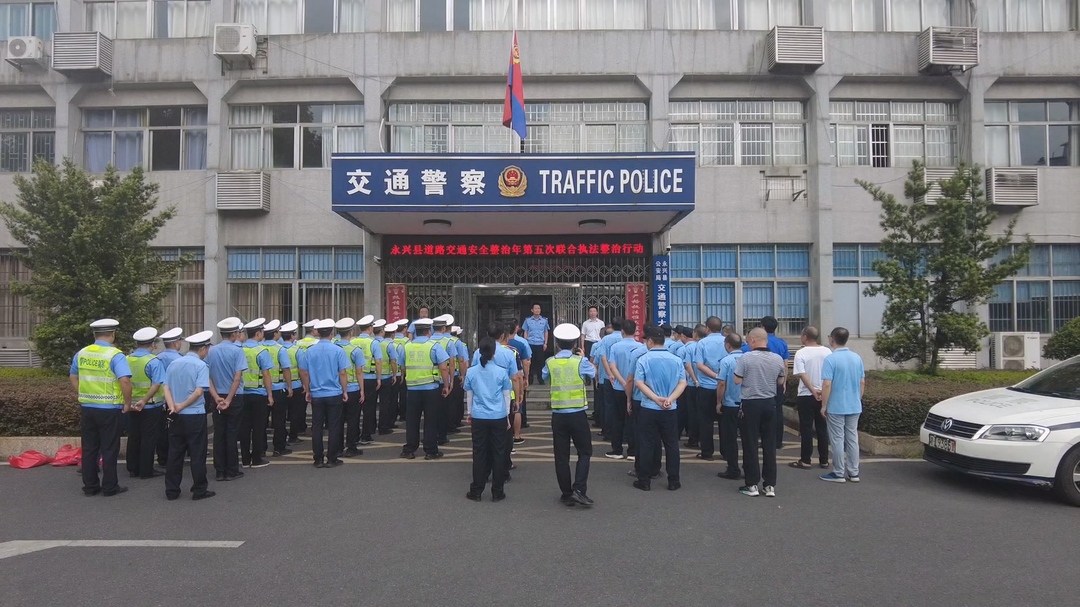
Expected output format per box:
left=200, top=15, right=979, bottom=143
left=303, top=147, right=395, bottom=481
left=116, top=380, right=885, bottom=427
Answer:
left=580, top=306, right=605, bottom=359
left=790, top=326, right=832, bottom=470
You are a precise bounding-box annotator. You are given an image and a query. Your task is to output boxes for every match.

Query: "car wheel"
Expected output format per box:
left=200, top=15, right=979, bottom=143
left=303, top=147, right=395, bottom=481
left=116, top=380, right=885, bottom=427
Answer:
left=1053, top=446, right=1080, bottom=507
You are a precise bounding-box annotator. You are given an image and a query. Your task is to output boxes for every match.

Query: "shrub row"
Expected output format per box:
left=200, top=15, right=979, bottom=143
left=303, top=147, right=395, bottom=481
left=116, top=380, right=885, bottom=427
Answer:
left=0, top=374, right=81, bottom=437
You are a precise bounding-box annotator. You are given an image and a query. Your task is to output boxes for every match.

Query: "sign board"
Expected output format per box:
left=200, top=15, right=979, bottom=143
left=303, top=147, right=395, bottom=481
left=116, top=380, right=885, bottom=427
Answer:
left=625, top=282, right=647, bottom=341
left=385, top=284, right=407, bottom=325
left=652, top=255, right=670, bottom=326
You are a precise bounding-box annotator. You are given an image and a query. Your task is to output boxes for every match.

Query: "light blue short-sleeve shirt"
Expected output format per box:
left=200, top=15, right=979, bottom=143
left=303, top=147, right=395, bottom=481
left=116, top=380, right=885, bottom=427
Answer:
left=165, top=352, right=210, bottom=415
left=206, top=340, right=248, bottom=397
left=633, top=348, right=686, bottom=411
left=608, top=337, right=647, bottom=391
left=718, top=351, right=743, bottom=407
left=694, top=334, right=726, bottom=390
left=463, top=361, right=512, bottom=420
left=522, top=316, right=550, bottom=346
left=822, top=348, right=864, bottom=415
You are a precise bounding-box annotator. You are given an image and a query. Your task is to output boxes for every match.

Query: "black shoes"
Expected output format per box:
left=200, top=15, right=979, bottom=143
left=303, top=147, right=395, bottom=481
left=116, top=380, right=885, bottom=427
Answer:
left=83, top=488, right=101, bottom=497
left=377, top=429, right=394, bottom=435
left=684, top=441, right=700, bottom=449
left=358, top=438, right=374, bottom=446
left=466, top=492, right=482, bottom=502
left=668, top=481, right=682, bottom=491
left=226, top=471, right=245, bottom=481
left=491, top=492, right=506, bottom=503
left=437, top=439, right=450, bottom=446
left=560, top=494, right=577, bottom=507
left=314, top=460, right=326, bottom=469
left=571, top=490, right=594, bottom=507
left=344, top=448, right=362, bottom=457
left=717, top=470, right=743, bottom=480
left=633, top=480, right=650, bottom=491
left=400, top=451, right=415, bottom=459
left=140, top=470, right=165, bottom=479
left=424, top=451, right=445, bottom=460
left=102, top=486, right=128, bottom=497
left=272, top=449, right=293, bottom=457
left=216, top=472, right=227, bottom=482
left=192, top=491, right=216, bottom=501
left=695, top=454, right=714, bottom=461
left=326, top=459, right=343, bottom=468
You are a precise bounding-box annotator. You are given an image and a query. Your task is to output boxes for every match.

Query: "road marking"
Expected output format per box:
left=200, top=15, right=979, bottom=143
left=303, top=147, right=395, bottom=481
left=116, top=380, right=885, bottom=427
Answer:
left=0, top=540, right=243, bottom=560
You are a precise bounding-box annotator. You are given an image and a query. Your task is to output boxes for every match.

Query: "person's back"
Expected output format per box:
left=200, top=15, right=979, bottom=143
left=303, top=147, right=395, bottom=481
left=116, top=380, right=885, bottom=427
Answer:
left=206, top=341, right=245, bottom=396
left=767, top=333, right=790, bottom=361
left=794, top=344, right=831, bottom=395
left=823, top=348, right=864, bottom=415
left=464, top=360, right=512, bottom=420
left=608, top=336, right=646, bottom=390
left=737, top=348, right=785, bottom=401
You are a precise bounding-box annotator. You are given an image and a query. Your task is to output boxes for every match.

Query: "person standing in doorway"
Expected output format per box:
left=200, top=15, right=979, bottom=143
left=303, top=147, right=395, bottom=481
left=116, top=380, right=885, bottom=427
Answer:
left=207, top=317, right=247, bottom=482
left=163, top=330, right=215, bottom=502
left=580, top=307, right=604, bottom=359
left=632, top=325, right=687, bottom=492
left=299, top=319, right=350, bottom=468
left=792, top=327, right=832, bottom=470
left=523, top=303, right=550, bottom=385
left=407, top=308, right=430, bottom=339
left=734, top=328, right=786, bottom=498
left=464, top=337, right=513, bottom=503
left=820, top=327, right=865, bottom=484
left=544, top=324, right=596, bottom=508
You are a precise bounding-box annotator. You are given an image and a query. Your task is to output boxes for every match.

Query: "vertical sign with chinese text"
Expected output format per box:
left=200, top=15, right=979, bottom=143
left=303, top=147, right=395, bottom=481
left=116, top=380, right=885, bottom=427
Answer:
left=625, top=283, right=647, bottom=341
left=652, top=255, right=670, bottom=326
left=385, top=284, right=407, bottom=325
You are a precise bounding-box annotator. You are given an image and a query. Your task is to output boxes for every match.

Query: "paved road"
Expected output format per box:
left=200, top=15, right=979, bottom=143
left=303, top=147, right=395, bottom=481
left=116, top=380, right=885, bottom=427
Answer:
left=2, top=414, right=1079, bottom=607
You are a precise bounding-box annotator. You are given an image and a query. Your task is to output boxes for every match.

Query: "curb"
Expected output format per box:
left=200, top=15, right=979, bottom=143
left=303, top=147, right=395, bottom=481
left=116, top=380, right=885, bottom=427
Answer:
left=781, top=405, right=922, bottom=458
left=0, top=436, right=128, bottom=459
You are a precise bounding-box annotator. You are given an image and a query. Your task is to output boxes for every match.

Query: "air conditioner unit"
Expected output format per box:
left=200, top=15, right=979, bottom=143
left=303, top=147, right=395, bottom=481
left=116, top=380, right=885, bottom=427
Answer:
left=919, top=167, right=956, bottom=205
left=991, top=332, right=1041, bottom=371
left=5, top=36, right=46, bottom=68
left=986, top=167, right=1038, bottom=206
left=51, top=32, right=113, bottom=77
left=214, top=23, right=257, bottom=61
left=216, top=172, right=270, bottom=212
left=918, top=26, right=979, bottom=73
left=766, top=26, right=824, bottom=73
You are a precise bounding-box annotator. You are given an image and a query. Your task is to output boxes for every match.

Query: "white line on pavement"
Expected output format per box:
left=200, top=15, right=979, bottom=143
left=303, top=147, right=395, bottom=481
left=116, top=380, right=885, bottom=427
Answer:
left=0, top=539, right=244, bottom=560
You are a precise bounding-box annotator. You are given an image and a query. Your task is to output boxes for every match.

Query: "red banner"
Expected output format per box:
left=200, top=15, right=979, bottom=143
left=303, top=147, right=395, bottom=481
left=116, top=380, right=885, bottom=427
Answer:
left=386, top=284, right=407, bottom=324
left=388, top=241, right=646, bottom=257
left=625, top=282, right=647, bottom=341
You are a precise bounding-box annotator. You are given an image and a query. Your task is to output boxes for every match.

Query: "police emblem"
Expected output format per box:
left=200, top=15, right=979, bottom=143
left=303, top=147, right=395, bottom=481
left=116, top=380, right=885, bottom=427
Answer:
left=498, top=166, right=527, bottom=198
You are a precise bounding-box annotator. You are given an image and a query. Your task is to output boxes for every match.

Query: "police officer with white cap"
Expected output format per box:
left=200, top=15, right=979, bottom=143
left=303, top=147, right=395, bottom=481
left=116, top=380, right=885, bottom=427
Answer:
left=126, top=327, right=166, bottom=480
left=298, top=319, right=320, bottom=349
left=280, top=321, right=307, bottom=444
left=392, top=319, right=409, bottom=423
left=299, top=319, right=350, bottom=468
left=351, top=315, right=380, bottom=445
left=449, top=325, right=469, bottom=431
left=240, top=318, right=275, bottom=468
left=372, top=319, right=397, bottom=435
left=431, top=314, right=455, bottom=444
left=336, top=317, right=367, bottom=455
left=397, top=318, right=451, bottom=460
left=155, top=327, right=184, bottom=467
left=263, top=319, right=294, bottom=457
left=70, top=318, right=133, bottom=497
left=163, top=330, right=216, bottom=501
left=543, top=323, right=596, bottom=507
left=206, top=317, right=247, bottom=481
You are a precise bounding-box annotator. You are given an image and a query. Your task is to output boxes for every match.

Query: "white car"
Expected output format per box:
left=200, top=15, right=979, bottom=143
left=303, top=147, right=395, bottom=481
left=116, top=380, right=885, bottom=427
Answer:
left=920, top=356, right=1080, bottom=505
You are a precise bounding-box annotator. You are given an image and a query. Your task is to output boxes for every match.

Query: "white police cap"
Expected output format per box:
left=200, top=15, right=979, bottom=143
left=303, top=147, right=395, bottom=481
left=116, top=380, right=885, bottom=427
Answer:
left=373, top=319, right=387, bottom=329
left=243, top=317, right=266, bottom=330
left=335, top=317, right=356, bottom=331
left=395, top=319, right=409, bottom=327
left=384, top=322, right=399, bottom=333
left=186, top=331, right=214, bottom=347
left=132, top=327, right=158, bottom=342
left=435, top=314, right=455, bottom=325
left=302, top=319, right=320, bottom=329
left=357, top=315, right=375, bottom=326
left=315, top=319, right=336, bottom=330
left=451, top=326, right=462, bottom=335
left=90, top=318, right=119, bottom=330
left=160, top=327, right=183, bottom=342
left=263, top=319, right=281, bottom=333
left=413, top=318, right=434, bottom=327
left=553, top=323, right=581, bottom=342
left=216, top=317, right=243, bottom=331
left=280, top=321, right=299, bottom=333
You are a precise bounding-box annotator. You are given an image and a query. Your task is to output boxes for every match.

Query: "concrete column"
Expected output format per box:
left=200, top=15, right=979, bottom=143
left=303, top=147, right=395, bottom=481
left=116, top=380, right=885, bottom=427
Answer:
left=804, top=72, right=841, bottom=333
left=195, top=78, right=230, bottom=326
left=364, top=232, right=383, bottom=317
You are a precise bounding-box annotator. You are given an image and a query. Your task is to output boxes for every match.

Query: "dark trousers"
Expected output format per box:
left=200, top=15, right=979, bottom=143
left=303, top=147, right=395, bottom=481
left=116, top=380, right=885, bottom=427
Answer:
left=720, top=405, right=742, bottom=473
left=529, top=349, right=547, bottom=384
left=437, top=386, right=450, bottom=442
left=551, top=410, right=592, bottom=497
left=603, top=381, right=616, bottom=433
left=405, top=388, right=440, bottom=455
left=378, top=379, right=396, bottom=432
left=80, top=407, right=122, bottom=494
left=287, top=386, right=306, bottom=440
left=310, top=396, right=344, bottom=463
left=239, top=393, right=269, bottom=465
left=775, top=385, right=787, bottom=445
left=361, top=379, right=379, bottom=440
left=632, top=399, right=661, bottom=475
left=449, top=376, right=465, bottom=428
left=678, top=385, right=694, bottom=438
left=211, top=395, right=243, bottom=476
left=583, top=340, right=596, bottom=359
left=396, top=379, right=408, bottom=421
left=609, top=388, right=636, bottom=456
left=636, top=407, right=680, bottom=483
left=165, top=414, right=209, bottom=499
left=469, top=417, right=508, bottom=496
left=740, top=398, right=777, bottom=487
left=271, top=389, right=290, bottom=452
left=797, top=395, right=830, bottom=465
left=126, top=406, right=162, bottom=478
left=156, top=410, right=169, bottom=466
left=517, top=392, right=528, bottom=428
left=344, top=389, right=362, bottom=449
left=592, top=378, right=607, bottom=431
left=697, top=386, right=719, bottom=457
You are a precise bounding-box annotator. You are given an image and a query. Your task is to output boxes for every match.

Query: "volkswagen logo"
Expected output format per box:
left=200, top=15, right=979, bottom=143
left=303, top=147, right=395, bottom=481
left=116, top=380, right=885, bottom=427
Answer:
left=941, top=418, right=954, bottom=432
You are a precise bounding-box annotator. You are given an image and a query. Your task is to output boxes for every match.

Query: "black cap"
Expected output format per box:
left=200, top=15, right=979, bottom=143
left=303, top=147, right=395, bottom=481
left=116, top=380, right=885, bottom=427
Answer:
left=660, top=323, right=673, bottom=331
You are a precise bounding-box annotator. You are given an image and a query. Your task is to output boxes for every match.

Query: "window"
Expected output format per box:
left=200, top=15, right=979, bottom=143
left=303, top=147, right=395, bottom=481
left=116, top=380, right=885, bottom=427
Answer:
left=229, top=103, right=363, bottom=170
left=668, top=100, right=806, bottom=166
left=666, top=0, right=801, bottom=29
left=979, top=0, right=1073, bottom=32
left=237, top=0, right=364, bottom=34
left=991, top=244, right=1080, bottom=333
left=158, top=248, right=205, bottom=336
left=387, top=0, right=647, bottom=32
left=0, top=251, right=36, bottom=338
left=985, top=101, right=1080, bottom=167
left=389, top=101, right=647, bottom=153
left=826, top=0, right=954, bottom=31
left=226, top=247, right=364, bottom=322
left=833, top=244, right=888, bottom=337
left=0, top=2, right=56, bottom=40
left=828, top=100, right=958, bottom=167
left=669, top=244, right=810, bottom=335
left=83, top=107, right=207, bottom=172
left=0, top=109, right=54, bottom=172
left=87, top=0, right=211, bottom=38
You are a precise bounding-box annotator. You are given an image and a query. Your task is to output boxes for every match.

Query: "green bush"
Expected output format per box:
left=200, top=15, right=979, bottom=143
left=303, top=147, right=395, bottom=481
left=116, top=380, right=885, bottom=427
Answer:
left=784, top=369, right=1037, bottom=437
left=1044, top=316, right=1080, bottom=361
left=0, top=375, right=81, bottom=436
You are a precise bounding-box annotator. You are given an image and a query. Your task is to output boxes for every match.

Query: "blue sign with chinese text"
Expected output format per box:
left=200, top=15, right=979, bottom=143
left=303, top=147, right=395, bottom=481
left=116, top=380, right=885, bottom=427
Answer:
left=653, top=255, right=670, bottom=325
left=331, top=153, right=695, bottom=213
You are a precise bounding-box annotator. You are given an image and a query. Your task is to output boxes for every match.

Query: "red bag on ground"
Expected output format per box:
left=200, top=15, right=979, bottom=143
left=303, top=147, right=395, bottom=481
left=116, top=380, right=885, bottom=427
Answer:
left=51, top=444, right=81, bottom=467
left=8, top=450, right=52, bottom=469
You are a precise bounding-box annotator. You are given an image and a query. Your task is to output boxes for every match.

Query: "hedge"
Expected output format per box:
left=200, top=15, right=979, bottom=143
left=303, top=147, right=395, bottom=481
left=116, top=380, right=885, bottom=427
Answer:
left=785, top=369, right=1038, bottom=437
left=0, top=372, right=81, bottom=437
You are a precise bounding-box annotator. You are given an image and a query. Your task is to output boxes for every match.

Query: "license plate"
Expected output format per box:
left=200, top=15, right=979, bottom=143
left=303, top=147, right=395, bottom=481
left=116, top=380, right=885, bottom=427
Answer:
left=928, top=433, right=956, bottom=453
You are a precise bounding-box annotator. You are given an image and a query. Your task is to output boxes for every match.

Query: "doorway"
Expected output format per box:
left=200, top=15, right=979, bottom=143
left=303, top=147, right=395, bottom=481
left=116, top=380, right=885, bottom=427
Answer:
left=476, top=294, right=552, bottom=341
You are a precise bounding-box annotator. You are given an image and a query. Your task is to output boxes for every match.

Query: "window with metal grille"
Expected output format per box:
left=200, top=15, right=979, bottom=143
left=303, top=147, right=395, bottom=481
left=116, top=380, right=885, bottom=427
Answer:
left=833, top=244, right=888, bottom=337
left=227, top=247, right=365, bottom=322
left=0, top=251, right=35, bottom=338
left=985, top=101, right=1080, bottom=167
left=0, top=109, right=54, bottom=173
left=990, top=244, right=1080, bottom=333
left=668, top=100, right=806, bottom=166
left=829, top=100, right=959, bottom=167
left=157, top=248, right=205, bottom=336
left=387, top=0, right=648, bottom=32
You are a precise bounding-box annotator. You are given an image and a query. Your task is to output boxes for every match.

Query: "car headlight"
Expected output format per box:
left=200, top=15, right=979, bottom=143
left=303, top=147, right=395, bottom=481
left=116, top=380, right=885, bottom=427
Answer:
left=977, top=425, right=1049, bottom=442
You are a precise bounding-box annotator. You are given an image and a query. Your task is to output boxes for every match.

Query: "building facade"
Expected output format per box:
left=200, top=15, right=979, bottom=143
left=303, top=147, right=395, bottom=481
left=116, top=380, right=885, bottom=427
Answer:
left=0, top=0, right=1077, bottom=367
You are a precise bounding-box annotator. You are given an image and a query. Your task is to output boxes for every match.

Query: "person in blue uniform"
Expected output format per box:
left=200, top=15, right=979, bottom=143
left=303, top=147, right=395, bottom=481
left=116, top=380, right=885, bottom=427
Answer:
left=406, top=308, right=430, bottom=339
left=595, top=318, right=623, bottom=441
left=338, top=317, right=368, bottom=456
left=262, top=319, right=293, bottom=458
left=716, top=332, right=745, bottom=480
left=206, top=317, right=247, bottom=482
left=393, top=319, right=410, bottom=423
left=603, top=319, right=645, bottom=460
left=280, top=321, right=307, bottom=444
left=522, top=304, right=550, bottom=387
left=351, top=315, right=379, bottom=446
left=299, top=319, right=350, bottom=468
left=155, top=327, right=184, bottom=467
left=448, top=325, right=470, bottom=432
left=397, top=318, right=451, bottom=460
left=471, top=323, right=524, bottom=483
left=70, top=318, right=133, bottom=497
left=694, top=317, right=726, bottom=459
left=126, top=327, right=166, bottom=480
left=431, top=315, right=454, bottom=445
left=464, top=337, right=513, bottom=503
left=240, top=318, right=275, bottom=469
left=372, top=319, right=397, bottom=435
left=678, top=325, right=701, bottom=446
left=543, top=324, right=596, bottom=508
left=163, top=330, right=215, bottom=501
left=632, top=325, right=687, bottom=491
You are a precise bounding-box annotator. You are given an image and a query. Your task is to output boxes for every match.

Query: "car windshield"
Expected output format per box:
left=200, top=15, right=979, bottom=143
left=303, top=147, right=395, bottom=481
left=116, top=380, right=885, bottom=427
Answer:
left=1009, top=357, right=1080, bottom=400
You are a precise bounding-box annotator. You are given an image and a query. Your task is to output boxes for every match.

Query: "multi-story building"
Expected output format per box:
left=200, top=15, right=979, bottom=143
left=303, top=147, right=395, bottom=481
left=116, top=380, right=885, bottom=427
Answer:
left=0, top=0, right=1076, bottom=368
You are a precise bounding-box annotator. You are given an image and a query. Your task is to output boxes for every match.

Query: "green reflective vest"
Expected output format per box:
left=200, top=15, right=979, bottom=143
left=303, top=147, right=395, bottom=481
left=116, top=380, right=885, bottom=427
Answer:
left=265, top=343, right=283, bottom=384
left=242, top=345, right=268, bottom=389
left=351, top=336, right=376, bottom=374
left=393, top=337, right=408, bottom=374
left=547, top=355, right=587, bottom=410
left=342, top=343, right=360, bottom=385
left=500, top=343, right=518, bottom=400
left=285, top=343, right=300, bottom=381
left=76, top=344, right=124, bottom=405
left=404, top=340, right=438, bottom=387
left=298, top=336, right=317, bottom=350
left=377, top=338, right=393, bottom=377
left=128, top=352, right=162, bottom=404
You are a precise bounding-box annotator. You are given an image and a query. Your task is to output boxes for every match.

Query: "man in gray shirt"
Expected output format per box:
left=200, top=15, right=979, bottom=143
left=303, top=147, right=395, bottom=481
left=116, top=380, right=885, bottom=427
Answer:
left=734, top=328, right=786, bottom=498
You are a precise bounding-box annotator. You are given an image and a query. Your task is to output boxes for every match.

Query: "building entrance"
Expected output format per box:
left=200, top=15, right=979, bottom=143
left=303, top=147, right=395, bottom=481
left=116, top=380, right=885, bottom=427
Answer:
left=476, top=294, right=552, bottom=340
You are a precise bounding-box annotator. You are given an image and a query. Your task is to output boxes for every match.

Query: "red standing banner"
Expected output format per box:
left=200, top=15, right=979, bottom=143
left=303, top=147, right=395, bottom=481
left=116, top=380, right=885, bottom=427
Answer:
left=625, top=282, right=647, bottom=341
left=386, top=284, right=407, bottom=324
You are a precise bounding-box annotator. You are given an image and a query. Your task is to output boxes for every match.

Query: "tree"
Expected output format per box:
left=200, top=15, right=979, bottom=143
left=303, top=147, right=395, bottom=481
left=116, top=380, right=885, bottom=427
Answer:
left=1044, top=317, right=1080, bottom=361
left=857, top=161, right=1031, bottom=374
left=0, top=159, right=183, bottom=371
